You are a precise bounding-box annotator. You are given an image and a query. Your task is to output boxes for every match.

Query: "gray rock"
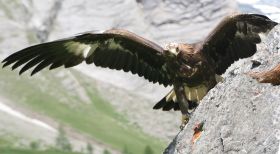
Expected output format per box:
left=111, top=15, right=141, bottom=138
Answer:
left=165, top=25, right=280, bottom=154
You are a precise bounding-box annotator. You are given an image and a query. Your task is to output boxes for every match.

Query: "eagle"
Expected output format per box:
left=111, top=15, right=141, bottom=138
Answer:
left=2, top=14, right=278, bottom=129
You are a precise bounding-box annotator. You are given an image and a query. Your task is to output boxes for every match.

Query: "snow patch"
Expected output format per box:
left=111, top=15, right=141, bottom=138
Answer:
left=0, top=102, right=57, bottom=132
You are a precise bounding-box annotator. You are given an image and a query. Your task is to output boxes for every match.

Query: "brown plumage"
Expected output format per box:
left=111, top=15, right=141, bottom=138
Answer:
left=249, top=64, right=280, bottom=85
left=2, top=14, right=278, bottom=128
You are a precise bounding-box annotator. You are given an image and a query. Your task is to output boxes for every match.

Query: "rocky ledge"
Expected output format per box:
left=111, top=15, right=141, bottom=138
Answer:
left=164, top=25, right=280, bottom=154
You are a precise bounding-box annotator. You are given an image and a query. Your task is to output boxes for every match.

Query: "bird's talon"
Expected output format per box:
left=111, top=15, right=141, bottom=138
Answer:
left=180, top=114, right=190, bottom=130
left=180, top=124, right=185, bottom=130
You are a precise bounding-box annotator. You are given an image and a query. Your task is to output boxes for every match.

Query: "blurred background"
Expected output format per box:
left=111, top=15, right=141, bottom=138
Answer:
left=0, top=0, right=279, bottom=154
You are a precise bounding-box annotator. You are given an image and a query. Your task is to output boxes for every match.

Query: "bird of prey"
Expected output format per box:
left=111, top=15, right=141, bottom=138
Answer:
left=2, top=14, right=278, bottom=128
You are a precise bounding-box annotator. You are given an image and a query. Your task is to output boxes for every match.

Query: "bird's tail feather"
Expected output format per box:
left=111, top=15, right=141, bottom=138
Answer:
left=153, top=89, right=180, bottom=111
left=153, top=88, right=199, bottom=111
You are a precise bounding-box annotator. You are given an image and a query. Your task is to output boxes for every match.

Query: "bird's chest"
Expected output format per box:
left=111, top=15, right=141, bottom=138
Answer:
left=168, top=59, right=200, bottom=79
left=178, top=61, right=213, bottom=87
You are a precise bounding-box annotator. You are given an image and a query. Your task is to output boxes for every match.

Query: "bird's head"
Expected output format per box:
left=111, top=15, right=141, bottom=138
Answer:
left=164, top=43, right=180, bottom=57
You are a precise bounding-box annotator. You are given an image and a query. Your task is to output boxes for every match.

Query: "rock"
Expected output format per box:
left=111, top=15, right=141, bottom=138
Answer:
left=164, top=25, right=280, bottom=154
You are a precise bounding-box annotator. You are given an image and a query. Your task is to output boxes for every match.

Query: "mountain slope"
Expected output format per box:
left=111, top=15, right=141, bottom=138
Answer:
left=0, top=65, right=167, bottom=154
left=0, top=1, right=166, bottom=153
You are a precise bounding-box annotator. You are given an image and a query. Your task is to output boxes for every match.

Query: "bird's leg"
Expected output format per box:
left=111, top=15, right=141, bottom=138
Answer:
left=174, top=83, right=190, bottom=130
left=180, top=114, right=190, bottom=130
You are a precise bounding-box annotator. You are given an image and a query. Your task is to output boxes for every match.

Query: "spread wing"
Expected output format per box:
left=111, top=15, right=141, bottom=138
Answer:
left=2, top=29, right=173, bottom=86
left=201, top=14, right=278, bottom=74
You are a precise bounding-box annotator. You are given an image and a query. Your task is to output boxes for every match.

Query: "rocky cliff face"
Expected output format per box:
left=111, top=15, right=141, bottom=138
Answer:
left=165, top=25, right=280, bottom=154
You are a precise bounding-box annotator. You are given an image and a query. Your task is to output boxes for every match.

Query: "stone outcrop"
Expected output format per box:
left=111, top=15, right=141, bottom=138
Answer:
left=165, top=25, right=280, bottom=154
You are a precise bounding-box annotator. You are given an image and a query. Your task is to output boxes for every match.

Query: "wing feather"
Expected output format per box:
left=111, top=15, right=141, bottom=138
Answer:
left=202, top=14, right=278, bottom=74
left=2, top=29, right=173, bottom=86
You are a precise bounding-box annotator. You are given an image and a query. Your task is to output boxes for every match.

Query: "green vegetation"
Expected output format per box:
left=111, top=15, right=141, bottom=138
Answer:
left=103, top=149, right=111, bottom=154
left=29, top=141, right=40, bottom=150
left=0, top=133, right=21, bottom=149
left=0, top=68, right=166, bottom=154
left=122, top=146, right=133, bottom=154
left=55, top=126, right=72, bottom=152
left=85, top=143, right=93, bottom=154
left=144, top=145, right=154, bottom=154
left=0, top=148, right=80, bottom=154
left=0, top=137, right=13, bottom=148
